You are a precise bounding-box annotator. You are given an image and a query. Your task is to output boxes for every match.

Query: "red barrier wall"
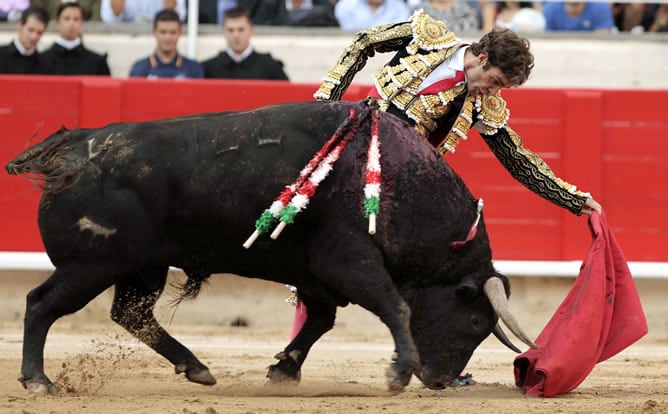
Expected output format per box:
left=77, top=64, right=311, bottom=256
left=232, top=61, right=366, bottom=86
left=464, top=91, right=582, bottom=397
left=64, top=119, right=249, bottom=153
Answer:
left=1, top=76, right=666, bottom=261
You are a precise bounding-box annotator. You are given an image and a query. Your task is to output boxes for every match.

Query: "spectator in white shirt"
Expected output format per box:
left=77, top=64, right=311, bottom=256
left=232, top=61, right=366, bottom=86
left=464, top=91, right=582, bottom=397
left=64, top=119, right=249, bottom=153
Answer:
left=101, top=0, right=186, bottom=23
left=335, top=0, right=411, bottom=31
left=0, top=0, right=28, bottom=22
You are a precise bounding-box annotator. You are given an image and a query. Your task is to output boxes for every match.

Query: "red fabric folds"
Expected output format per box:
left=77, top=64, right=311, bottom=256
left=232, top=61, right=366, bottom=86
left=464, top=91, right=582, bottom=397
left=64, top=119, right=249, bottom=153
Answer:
left=513, top=212, right=647, bottom=397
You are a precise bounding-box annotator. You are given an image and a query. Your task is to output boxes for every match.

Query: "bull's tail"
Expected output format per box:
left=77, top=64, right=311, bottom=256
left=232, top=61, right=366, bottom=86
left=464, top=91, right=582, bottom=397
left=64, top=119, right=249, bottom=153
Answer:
left=5, top=128, right=80, bottom=193
left=169, top=272, right=211, bottom=305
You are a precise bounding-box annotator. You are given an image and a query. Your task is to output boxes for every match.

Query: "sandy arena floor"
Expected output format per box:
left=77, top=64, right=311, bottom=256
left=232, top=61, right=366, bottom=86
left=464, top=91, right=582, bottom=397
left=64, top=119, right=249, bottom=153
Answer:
left=0, top=271, right=666, bottom=414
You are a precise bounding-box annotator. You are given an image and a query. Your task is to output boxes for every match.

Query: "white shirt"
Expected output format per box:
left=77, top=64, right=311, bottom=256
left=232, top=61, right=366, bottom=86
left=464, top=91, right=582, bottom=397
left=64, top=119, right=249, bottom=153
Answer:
left=335, top=0, right=411, bottom=31
left=55, top=36, right=82, bottom=50
left=418, top=44, right=467, bottom=93
left=101, top=0, right=187, bottom=23
left=226, top=45, right=253, bottom=63
left=12, top=38, right=33, bottom=55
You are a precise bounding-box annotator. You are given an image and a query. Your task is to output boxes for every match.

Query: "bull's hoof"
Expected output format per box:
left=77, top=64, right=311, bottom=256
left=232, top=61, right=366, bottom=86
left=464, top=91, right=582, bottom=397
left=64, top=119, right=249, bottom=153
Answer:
left=385, top=363, right=413, bottom=394
left=266, top=352, right=301, bottom=384
left=18, top=375, right=55, bottom=395
left=187, top=368, right=217, bottom=386
left=266, top=363, right=301, bottom=384
left=175, top=364, right=217, bottom=386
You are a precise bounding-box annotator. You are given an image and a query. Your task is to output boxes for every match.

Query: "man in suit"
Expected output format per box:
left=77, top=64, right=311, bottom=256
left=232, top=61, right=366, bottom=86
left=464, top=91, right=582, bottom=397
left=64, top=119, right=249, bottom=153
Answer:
left=41, top=1, right=110, bottom=75
left=0, top=6, right=49, bottom=74
left=201, top=7, right=288, bottom=80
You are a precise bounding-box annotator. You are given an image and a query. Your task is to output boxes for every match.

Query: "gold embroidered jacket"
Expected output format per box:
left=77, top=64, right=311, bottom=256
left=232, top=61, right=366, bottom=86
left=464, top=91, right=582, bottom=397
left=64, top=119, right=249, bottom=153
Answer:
left=314, top=10, right=589, bottom=215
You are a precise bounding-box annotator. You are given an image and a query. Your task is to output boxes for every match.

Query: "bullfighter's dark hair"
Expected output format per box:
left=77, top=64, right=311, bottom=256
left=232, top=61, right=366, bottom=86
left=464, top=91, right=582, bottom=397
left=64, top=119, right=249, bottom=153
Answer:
left=20, top=6, right=49, bottom=26
left=153, top=8, right=181, bottom=29
left=56, top=1, right=83, bottom=20
left=469, top=28, right=535, bottom=86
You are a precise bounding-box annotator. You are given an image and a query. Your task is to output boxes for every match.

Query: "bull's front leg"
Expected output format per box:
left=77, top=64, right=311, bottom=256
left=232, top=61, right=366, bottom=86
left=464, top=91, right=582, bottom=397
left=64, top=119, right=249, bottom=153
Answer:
left=377, top=299, right=419, bottom=393
left=266, top=295, right=336, bottom=383
left=308, top=225, right=420, bottom=393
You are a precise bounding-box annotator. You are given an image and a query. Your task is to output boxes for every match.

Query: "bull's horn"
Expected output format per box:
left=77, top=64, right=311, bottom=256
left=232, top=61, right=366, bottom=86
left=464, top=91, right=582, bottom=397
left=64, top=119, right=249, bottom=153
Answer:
left=483, top=277, right=537, bottom=349
left=492, top=323, right=521, bottom=353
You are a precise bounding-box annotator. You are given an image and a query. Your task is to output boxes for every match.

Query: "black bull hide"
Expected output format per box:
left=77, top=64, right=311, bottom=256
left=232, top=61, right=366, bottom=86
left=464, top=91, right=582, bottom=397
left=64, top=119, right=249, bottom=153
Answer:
left=7, top=99, right=513, bottom=394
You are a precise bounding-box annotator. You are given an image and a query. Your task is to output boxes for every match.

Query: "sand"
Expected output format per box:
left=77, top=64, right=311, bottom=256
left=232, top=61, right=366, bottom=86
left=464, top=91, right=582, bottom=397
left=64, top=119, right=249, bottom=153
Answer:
left=0, top=271, right=665, bottom=414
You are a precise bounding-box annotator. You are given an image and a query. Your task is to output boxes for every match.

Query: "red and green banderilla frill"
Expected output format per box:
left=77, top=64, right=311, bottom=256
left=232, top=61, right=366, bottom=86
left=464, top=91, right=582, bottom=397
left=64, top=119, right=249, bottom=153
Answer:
left=242, top=109, right=357, bottom=249
left=364, top=110, right=381, bottom=235
left=243, top=105, right=381, bottom=248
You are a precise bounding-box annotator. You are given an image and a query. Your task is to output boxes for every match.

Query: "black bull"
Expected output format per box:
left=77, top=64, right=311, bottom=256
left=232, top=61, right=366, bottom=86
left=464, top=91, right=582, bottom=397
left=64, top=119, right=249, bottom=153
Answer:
left=6, top=100, right=534, bottom=394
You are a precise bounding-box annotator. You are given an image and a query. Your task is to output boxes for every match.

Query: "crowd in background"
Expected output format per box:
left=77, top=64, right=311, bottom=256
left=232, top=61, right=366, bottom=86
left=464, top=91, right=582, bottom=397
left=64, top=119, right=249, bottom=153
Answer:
left=1, top=0, right=666, bottom=32
left=0, top=0, right=667, bottom=78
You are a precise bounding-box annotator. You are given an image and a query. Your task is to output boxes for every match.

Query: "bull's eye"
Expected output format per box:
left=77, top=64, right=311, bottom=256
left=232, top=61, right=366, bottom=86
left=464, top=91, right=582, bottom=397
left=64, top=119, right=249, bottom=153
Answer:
left=471, top=315, right=480, bottom=327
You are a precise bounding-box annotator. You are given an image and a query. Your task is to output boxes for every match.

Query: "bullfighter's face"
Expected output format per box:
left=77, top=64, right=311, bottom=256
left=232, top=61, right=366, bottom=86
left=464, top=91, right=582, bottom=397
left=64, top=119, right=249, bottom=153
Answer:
left=464, top=52, right=513, bottom=97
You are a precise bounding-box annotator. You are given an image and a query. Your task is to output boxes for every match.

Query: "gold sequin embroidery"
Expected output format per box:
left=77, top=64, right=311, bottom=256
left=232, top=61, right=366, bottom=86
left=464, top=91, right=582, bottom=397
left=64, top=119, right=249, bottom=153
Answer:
left=408, top=9, right=458, bottom=54
left=475, top=94, right=510, bottom=135
left=438, top=95, right=475, bottom=155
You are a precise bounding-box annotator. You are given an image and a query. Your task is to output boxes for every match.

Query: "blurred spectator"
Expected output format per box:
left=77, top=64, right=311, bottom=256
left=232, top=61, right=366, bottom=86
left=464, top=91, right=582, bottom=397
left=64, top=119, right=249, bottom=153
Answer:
left=0, top=0, right=28, bottom=22
left=334, top=0, right=411, bottom=31
left=543, top=2, right=614, bottom=32
left=611, top=3, right=668, bottom=33
left=41, top=2, right=110, bottom=75
left=129, top=9, right=203, bottom=78
left=479, top=0, right=496, bottom=31
left=217, top=0, right=238, bottom=23
left=612, top=3, right=646, bottom=32
left=101, top=0, right=186, bottom=23
left=201, top=6, right=288, bottom=79
left=413, top=0, right=479, bottom=32
left=196, top=0, right=216, bottom=23
left=237, top=0, right=287, bottom=25
left=195, top=0, right=217, bottom=23
left=31, top=0, right=101, bottom=21
left=509, top=7, right=545, bottom=32
left=0, top=6, right=48, bottom=73
left=494, top=1, right=545, bottom=32
left=648, top=3, right=668, bottom=32
left=286, top=0, right=338, bottom=26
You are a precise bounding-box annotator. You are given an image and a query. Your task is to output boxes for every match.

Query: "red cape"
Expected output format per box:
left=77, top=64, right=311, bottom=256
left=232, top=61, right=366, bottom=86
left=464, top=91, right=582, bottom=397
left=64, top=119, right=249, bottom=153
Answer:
left=513, top=212, right=647, bottom=397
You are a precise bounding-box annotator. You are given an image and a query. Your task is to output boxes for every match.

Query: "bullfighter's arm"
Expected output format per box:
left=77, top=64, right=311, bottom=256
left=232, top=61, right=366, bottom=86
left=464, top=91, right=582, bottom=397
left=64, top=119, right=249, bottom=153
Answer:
left=313, top=22, right=413, bottom=101
left=480, top=126, right=589, bottom=215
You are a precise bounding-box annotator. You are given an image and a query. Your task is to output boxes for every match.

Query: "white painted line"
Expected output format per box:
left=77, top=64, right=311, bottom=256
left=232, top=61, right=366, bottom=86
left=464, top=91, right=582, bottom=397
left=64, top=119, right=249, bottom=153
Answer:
left=0, top=252, right=665, bottom=279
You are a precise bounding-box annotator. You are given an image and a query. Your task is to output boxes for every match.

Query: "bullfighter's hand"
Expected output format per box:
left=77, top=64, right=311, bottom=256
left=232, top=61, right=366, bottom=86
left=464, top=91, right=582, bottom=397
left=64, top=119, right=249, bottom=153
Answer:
left=580, top=197, right=602, bottom=216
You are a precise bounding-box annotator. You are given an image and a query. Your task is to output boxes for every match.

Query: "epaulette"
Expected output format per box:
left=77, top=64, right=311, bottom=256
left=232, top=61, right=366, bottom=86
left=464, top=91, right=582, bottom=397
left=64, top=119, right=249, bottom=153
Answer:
left=407, top=9, right=458, bottom=55
left=438, top=93, right=509, bottom=155
left=475, top=94, right=510, bottom=135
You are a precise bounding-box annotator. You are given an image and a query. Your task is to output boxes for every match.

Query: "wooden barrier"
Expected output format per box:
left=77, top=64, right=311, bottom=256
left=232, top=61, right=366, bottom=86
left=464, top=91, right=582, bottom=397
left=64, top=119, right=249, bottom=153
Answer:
left=1, top=75, right=666, bottom=262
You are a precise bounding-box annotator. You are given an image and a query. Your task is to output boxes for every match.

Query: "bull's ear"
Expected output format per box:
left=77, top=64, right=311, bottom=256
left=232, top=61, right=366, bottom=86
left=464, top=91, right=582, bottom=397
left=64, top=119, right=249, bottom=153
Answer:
left=455, top=279, right=478, bottom=301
